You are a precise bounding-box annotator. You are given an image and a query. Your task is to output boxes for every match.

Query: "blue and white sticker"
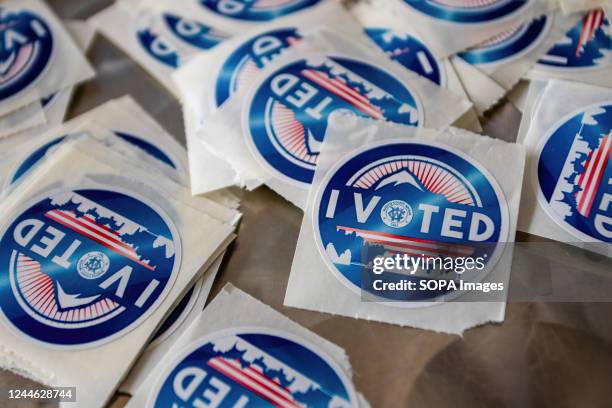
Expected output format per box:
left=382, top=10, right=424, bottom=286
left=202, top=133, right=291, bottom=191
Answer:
left=137, top=13, right=227, bottom=68
left=199, top=0, right=322, bottom=22
left=364, top=28, right=446, bottom=86
left=537, top=9, right=612, bottom=71
left=214, top=28, right=300, bottom=108
left=459, top=15, right=550, bottom=66
left=244, top=56, right=422, bottom=186
left=0, top=7, right=54, bottom=101
left=535, top=102, right=612, bottom=242
left=6, top=132, right=179, bottom=189
left=401, top=0, right=528, bottom=24
left=149, top=328, right=357, bottom=407
left=0, top=187, right=181, bottom=347
left=314, top=141, right=509, bottom=301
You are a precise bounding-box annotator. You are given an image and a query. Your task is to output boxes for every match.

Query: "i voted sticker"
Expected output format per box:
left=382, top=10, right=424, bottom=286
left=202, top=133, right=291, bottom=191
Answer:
left=214, top=28, right=300, bottom=108
left=314, top=141, right=509, bottom=301
left=245, top=56, right=422, bottom=186
left=459, top=15, right=550, bottom=66
left=0, top=188, right=181, bottom=347
left=400, top=0, right=528, bottom=24
left=0, top=7, right=54, bottom=101
left=149, top=328, right=357, bottom=407
left=6, top=131, right=180, bottom=189
left=535, top=102, right=612, bottom=242
left=199, top=0, right=322, bottom=22
left=364, top=28, right=446, bottom=86
left=137, top=12, right=228, bottom=68
left=537, top=9, right=612, bottom=71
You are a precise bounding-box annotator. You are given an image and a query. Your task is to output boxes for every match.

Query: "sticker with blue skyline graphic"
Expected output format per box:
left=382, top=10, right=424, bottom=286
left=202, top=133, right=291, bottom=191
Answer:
left=536, top=103, right=612, bottom=242
left=314, top=141, right=509, bottom=301
left=537, top=9, right=612, bottom=70
left=0, top=188, right=181, bottom=347
left=150, top=328, right=357, bottom=407
left=246, top=56, right=422, bottom=186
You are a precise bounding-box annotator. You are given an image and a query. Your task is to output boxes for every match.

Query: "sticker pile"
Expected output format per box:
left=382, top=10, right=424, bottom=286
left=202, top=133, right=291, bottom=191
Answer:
left=0, top=0, right=610, bottom=406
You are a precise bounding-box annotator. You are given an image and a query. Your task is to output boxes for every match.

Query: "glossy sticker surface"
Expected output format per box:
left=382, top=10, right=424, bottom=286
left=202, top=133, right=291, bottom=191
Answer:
left=314, top=142, right=509, bottom=301
left=246, top=56, right=422, bottom=185
left=459, top=15, right=550, bottom=66
left=0, top=188, right=181, bottom=347
left=0, top=8, right=54, bottom=100
left=401, top=0, right=528, bottom=24
left=536, top=103, right=612, bottom=242
left=215, top=28, right=300, bottom=107
left=199, top=0, right=321, bottom=22
left=537, top=9, right=612, bottom=70
left=364, top=28, right=445, bottom=86
left=151, top=328, right=357, bottom=407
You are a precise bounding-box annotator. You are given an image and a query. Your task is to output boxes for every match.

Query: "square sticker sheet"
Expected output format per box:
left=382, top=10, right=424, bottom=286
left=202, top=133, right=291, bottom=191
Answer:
left=0, top=134, right=234, bottom=408
left=0, top=0, right=94, bottom=116
left=126, top=284, right=370, bottom=408
left=517, top=79, right=611, bottom=256
left=285, top=115, right=526, bottom=334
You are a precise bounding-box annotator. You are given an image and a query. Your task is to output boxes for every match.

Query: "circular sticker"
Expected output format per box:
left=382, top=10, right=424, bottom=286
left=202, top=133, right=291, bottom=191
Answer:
left=459, top=15, right=550, bottom=66
left=400, top=0, right=528, bottom=24
left=199, top=0, right=321, bottom=21
left=535, top=102, right=612, bottom=243
left=537, top=9, right=612, bottom=71
left=163, top=12, right=227, bottom=51
left=314, top=141, right=509, bottom=301
left=0, top=187, right=182, bottom=347
left=149, top=328, right=357, bottom=407
left=214, top=28, right=300, bottom=108
left=0, top=8, right=54, bottom=101
left=364, top=28, right=446, bottom=86
left=7, top=132, right=179, bottom=188
left=245, top=56, right=422, bottom=185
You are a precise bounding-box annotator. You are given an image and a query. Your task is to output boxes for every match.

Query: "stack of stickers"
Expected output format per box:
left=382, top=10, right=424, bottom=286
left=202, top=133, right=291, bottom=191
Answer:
left=0, top=0, right=609, bottom=406
left=0, top=0, right=94, bottom=140
left=128, top=0, right=607, bottom=335
left=0, top=92, right=243, bottom=406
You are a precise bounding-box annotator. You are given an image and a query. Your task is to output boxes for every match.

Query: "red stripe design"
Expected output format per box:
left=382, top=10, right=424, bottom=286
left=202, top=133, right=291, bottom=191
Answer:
left=337, top=226, right=475, bottom=257
left=300, top=69, right=384, bottom=119
left=432, top=0, right=500, bottom=9
left=575, top=133, right=611, bottom=217
left=44, top=210, right=155, bottom=271
left=207, top=357, right=303, bottom=408
left=236, top=58, right=261, bottom=97
left=576, top=10, right=604, bottom=56
left=271, top=102, right=318, bottom=164
left=351, top=160, right=476, bottom=206
left=0, top=43, right=34, bottom=85
left=15, top=253, right=118, bottom=322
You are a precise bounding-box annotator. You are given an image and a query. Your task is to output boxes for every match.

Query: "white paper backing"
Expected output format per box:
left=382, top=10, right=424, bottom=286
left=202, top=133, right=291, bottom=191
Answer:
left=0, top=0, right=94, bottom=117
left=203, top=31, right=472, bottom=209
left=517, top=79, right=612, bottom=256
left=125, top=284, right=370, bottom=408
left=284, top=117, right=526, bottom=335
left=0, top=135, right=234, bottom=408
